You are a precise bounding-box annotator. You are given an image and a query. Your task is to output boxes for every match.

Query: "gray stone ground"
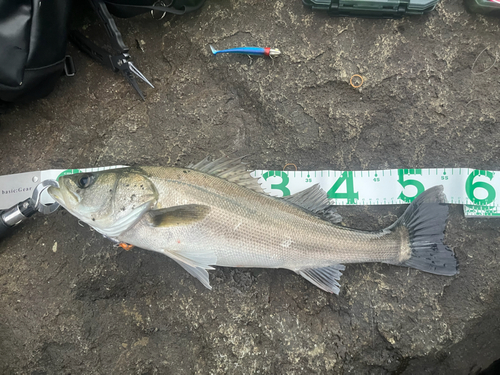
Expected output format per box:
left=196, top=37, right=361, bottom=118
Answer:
left=1, top=0, right=500, bottom=373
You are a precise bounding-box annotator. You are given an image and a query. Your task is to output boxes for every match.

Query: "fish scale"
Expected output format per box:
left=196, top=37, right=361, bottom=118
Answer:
left=120, top=167, right=405, bottom=268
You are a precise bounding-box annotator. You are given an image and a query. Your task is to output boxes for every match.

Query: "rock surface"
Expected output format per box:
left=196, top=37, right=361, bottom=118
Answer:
left=1, top=0, right=500, bottom=373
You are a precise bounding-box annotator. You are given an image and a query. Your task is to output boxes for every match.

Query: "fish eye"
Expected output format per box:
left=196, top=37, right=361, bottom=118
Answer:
left=77, top=174, right=95, bottom=189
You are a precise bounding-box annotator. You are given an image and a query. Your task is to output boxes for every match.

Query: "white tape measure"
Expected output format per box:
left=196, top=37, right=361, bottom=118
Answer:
left=1, top=166, right=498, bottom=218
left=252, top=168, right=500, bottom=218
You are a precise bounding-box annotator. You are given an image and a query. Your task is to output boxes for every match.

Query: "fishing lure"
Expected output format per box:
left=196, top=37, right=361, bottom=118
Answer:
left=210, top=45, right=281, bottom=57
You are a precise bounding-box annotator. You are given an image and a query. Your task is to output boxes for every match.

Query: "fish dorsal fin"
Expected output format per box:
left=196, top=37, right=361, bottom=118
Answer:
left=283, top=184, right=328, bottom=212
left=283, top=185, right=342, bottom=223
left=188, top=156, right=265, bottom=193
left=146, top=204, right=211, bottom=227
left=297, top=264, right=346, bottom=294
left=320, top=207, right=342, bottom=224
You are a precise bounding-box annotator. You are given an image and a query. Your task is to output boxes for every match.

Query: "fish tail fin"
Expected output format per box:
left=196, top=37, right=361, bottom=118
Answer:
left=387, top=185, right=458, bottom=276
left=209, top=45, right=218, bottom=55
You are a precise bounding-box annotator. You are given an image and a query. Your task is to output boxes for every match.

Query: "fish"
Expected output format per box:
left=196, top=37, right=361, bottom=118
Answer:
left=210, top=45, right=281, bottom=57
left=48, top=157, right=458, bottom=294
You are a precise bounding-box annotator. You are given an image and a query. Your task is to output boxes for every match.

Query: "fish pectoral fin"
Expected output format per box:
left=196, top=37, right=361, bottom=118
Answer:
left=297, top=264, right=346, bottom=295
left=146, top=204, right=211, bottom=227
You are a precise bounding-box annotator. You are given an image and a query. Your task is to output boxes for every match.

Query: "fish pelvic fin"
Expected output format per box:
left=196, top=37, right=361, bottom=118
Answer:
left=161, top=248, right=217, bottom=290
left=386, top=185, right=458, bottom=276
left=297, top=264, right=346, bottom=294
left=173, top=259, right=213, bottom=290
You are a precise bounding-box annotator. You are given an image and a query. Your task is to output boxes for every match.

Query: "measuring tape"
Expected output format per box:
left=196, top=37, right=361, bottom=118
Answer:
left=252, top=168, right=500, bottom=218
left=1, top=167, right=498, bottom=217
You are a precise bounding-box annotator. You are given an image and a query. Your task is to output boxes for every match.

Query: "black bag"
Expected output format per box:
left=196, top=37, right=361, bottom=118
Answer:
left=0, top=0, right=73, bottom=103
left=103, top=0, right=206, bottom=18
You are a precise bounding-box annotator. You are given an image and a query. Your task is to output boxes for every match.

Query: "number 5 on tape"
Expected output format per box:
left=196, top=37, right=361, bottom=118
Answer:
left=398, top=169, right=424, bottom=203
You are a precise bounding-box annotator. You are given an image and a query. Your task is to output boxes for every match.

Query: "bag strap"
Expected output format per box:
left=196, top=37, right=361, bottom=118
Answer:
left=103, top=0, right=206, bottom=16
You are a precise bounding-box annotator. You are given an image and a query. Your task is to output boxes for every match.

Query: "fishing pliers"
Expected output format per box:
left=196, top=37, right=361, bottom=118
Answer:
left=69, top=0, right=154, bottom=100
left=0, top=180, right=60, bottom=239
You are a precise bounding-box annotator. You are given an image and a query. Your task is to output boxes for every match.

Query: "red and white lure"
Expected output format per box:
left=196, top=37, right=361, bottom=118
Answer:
left=210, top=45, right=281, bottom=57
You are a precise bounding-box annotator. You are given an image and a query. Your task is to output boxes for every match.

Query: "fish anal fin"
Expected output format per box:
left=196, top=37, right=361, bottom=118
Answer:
left=146, top=204, right=211, bottom=227
left=188, top=156, right=265, bottom=194
left=297, top=264, right=345, bottom=294
left=283, top=185, right=342, bottom=223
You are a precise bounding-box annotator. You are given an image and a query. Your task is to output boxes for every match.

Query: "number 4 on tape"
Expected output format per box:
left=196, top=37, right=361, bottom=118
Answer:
left=327, top=171, right=359, bottom=204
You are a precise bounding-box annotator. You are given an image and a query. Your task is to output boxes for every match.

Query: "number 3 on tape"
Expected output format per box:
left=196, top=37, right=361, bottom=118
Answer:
left=261, top=170, right=291, bottom=196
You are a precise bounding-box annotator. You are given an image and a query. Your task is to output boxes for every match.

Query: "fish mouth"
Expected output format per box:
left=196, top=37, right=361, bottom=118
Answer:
left=48, top=186, right=63, bottom=204
left=48, top=180, right=103, bottom=229
left=47, top=180, right=81, bottom=208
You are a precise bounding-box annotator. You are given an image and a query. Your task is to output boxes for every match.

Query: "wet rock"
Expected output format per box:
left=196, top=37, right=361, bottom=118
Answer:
left=1, top=0, right=500, bottom=373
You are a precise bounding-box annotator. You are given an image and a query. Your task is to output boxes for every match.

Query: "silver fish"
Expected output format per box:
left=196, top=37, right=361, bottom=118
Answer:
left=48, top=157, right=458, bottom=294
